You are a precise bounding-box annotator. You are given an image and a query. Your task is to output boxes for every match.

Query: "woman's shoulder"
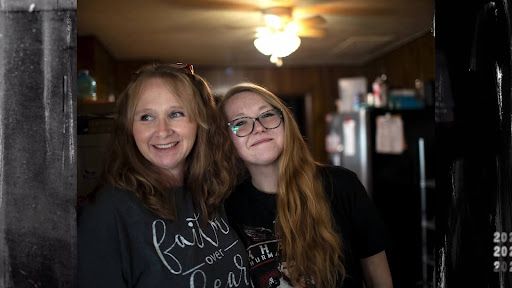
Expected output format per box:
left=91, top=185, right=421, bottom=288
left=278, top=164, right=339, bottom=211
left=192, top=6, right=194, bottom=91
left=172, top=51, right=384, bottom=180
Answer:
left=317, top=164, right=368, bottom=203
left=93, top=185, right=136, bottom=205
left=317, top=164, right=360, bottom=184
left=78, top=184, right=140, bottom=219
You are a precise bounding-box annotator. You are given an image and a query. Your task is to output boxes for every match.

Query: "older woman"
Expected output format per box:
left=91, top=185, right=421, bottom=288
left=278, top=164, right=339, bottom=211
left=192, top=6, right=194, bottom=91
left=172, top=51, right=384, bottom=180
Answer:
left=78, top=64, right=250, bottom=287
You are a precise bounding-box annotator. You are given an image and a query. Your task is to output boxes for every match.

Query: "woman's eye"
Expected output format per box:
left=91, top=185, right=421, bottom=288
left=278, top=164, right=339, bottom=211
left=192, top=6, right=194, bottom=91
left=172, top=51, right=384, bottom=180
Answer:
left=260, top=111, right=276, bottom=118
left=233, top=119, right=247, bottom=127
left=169, top=111, right=185, bottom=118
left=140, top=114, right=153, bottom=121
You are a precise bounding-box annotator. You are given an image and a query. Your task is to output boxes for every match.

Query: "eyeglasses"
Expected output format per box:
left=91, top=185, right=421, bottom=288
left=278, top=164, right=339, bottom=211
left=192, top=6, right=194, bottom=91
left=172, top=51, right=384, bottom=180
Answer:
left=227, top=108, right=283, bottom=137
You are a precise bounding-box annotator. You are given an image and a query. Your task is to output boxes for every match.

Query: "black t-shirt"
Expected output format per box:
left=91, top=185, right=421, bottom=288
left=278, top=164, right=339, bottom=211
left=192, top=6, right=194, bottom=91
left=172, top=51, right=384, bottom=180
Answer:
left=225, top=165, right=387, bottom=288
left=78, top=185, right=251, bottom=288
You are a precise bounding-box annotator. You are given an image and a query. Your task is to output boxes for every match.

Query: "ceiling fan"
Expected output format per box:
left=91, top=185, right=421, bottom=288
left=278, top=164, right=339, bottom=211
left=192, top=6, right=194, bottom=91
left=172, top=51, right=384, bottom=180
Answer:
left=165, top=0, right=389, bottom=35
left=257, top=6, right=327, bottom=38
left=162, top=0, right=391, bottom=65
left=249, top=6, right=327, bottom=66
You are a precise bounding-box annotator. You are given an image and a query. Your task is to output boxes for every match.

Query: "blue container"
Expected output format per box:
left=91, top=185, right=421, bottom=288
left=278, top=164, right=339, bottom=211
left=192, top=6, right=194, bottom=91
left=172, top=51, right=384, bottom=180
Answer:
left=77, top=70, right=97, bottom=102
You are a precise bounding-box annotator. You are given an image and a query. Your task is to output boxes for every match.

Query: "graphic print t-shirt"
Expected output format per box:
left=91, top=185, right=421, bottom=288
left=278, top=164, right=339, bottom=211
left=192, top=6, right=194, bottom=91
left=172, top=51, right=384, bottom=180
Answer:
left=235, top=191, right=283, bottom=288
left=225, top=165, right=387, bottom=288
left=78, top=186, right=251, bottom=288
left=225, top=183, right=299, bottom=288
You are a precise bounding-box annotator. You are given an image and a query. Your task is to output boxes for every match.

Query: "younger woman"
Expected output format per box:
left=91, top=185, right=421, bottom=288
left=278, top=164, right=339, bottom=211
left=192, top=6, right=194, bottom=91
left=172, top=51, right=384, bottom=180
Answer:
left=219, top=83, right=393, bottom=288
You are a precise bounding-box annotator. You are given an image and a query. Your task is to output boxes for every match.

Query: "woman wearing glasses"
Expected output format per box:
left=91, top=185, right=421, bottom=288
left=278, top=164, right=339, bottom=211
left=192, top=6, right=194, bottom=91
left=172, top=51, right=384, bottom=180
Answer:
left=78, top=63, right=251, bottom=287
left=219, top=83, right=393, bottom=288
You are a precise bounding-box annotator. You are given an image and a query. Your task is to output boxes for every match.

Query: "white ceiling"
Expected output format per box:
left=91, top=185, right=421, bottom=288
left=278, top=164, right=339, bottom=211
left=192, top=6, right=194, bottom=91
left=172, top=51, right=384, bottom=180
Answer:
left=78, top=0, right=433, bottom=67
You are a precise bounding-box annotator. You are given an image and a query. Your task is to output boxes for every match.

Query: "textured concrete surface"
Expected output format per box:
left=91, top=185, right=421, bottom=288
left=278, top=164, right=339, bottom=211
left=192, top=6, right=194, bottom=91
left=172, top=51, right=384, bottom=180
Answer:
left=0, top=3, right=76, bottom=287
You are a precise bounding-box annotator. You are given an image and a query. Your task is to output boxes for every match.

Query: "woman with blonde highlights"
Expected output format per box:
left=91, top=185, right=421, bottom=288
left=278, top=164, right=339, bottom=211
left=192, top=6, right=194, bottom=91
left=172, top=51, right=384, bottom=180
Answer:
left=78, top=63, right=250, bottom=287
left=219, top=83, right=393, bottom=288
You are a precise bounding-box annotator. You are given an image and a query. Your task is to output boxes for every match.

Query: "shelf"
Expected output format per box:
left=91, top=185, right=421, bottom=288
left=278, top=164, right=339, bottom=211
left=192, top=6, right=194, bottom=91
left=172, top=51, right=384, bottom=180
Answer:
left=78, top=102, right=115, bottom=116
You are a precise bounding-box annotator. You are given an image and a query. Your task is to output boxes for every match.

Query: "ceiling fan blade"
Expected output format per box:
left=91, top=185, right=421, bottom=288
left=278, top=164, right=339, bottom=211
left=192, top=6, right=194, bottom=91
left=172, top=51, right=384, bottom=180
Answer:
left=161, top=0, right=261, bottom=12
left=296, top=15, right=327, bottom=27
left=298, top=27, right=326, bottom=38
left=296, top=2, right=392, bottom=16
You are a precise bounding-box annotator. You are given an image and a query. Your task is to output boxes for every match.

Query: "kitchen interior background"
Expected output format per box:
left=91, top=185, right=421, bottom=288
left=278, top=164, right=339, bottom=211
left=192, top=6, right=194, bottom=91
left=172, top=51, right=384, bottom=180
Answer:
left=77, top=1, right=434, bottom=287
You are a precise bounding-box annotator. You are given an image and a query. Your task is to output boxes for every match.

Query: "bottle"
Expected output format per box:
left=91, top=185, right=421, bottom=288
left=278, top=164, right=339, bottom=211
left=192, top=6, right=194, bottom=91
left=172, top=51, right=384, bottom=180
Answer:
left=372, top=77, right=383, bottom=107
left=379, top=74, right=388, bottom=107
left=77, top=70, right=97, bottom=102
left=372, top=74, right=389, bottom=108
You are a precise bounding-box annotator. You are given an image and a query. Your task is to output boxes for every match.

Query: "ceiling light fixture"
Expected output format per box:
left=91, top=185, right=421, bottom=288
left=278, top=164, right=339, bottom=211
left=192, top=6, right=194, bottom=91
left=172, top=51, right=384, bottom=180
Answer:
left=254, top=12, right=301, bottom=67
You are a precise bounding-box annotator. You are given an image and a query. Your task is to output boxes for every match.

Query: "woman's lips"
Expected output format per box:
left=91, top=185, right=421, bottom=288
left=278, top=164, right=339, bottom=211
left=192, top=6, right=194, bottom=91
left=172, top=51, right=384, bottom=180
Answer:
left=152, top=141, right=178, bottom=149
left=251, top=138, right=272, bottom=147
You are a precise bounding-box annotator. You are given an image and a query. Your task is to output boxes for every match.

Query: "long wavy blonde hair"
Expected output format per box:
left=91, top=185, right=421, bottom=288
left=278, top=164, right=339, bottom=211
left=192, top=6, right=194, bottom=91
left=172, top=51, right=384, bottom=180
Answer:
left=102, top=63, right=235, bottom=222
left=219, top=83, right=345, bottom=287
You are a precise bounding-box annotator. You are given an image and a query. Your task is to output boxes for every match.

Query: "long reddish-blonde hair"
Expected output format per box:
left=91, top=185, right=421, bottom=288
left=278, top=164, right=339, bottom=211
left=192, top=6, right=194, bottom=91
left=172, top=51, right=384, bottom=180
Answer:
left=102, top=63, right=235, bottom=221
left=219, top=83, right=345, bottom=287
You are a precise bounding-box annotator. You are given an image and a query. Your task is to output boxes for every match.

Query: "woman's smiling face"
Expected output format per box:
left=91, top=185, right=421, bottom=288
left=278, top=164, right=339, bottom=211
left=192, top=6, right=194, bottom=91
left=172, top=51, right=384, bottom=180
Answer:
left=223, top=91, right=284, bottom=169
left=132, top=77, right=197, bottom=178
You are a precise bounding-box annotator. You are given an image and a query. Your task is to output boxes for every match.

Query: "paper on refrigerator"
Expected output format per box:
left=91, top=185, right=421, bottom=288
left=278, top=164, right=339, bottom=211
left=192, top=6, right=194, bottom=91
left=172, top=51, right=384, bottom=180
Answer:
left=375, top=114, right=407, bottom=154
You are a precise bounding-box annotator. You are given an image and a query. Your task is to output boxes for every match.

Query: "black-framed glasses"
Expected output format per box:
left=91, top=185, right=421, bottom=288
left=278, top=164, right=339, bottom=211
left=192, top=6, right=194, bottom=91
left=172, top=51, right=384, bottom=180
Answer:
left=227, top=108, right=283, bottom=137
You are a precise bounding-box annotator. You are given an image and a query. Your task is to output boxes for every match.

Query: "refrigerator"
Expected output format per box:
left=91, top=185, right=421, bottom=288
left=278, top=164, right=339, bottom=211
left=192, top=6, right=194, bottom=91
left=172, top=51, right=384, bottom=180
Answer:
left=327, top=106, right=435, bottom=288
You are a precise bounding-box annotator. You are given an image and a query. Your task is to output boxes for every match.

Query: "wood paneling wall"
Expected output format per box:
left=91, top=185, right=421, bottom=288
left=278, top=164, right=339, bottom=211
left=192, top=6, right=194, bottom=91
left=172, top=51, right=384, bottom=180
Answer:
left=363, top=32, right=435, bottom=88
left=78, top=32, right=434, bottom=162
left=77, top=35, right=115, bottom=102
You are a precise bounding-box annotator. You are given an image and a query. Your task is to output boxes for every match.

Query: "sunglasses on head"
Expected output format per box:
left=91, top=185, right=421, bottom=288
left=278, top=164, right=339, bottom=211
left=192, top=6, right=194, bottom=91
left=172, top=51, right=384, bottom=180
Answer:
left=132, top=62, right=194, bottom=79
left=167, top=62, right=194, bottom=75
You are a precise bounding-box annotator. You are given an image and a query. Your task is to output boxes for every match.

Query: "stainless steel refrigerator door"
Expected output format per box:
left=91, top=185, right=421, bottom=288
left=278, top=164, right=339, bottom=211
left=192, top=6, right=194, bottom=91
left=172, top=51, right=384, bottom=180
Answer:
left=327, top=110, right=371, bottom=194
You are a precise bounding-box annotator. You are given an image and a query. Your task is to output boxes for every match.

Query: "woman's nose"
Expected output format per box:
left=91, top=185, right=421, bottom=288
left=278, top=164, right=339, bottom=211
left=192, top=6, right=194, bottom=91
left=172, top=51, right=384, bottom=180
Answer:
left=252, top=119, right=266, bottom=134
left=156, top=119, right=172, bottom=136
